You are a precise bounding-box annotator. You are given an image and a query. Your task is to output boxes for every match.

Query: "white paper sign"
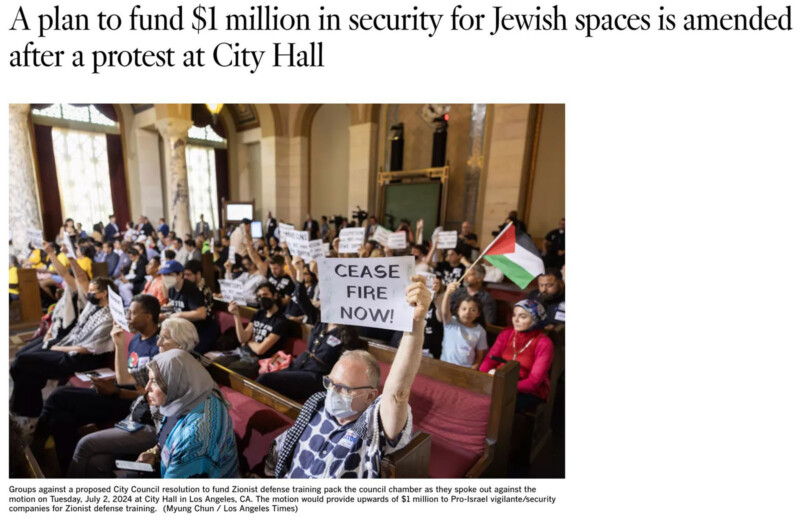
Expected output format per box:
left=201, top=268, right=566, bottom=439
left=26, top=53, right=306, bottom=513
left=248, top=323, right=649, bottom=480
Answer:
left=309, top=239, right=326, bottom=260
left=323, top=243, right=331, bottom=257
left=76, top=368, right=116, bottom=382
left=373, top=225, right=391, bottom=246
left=62, top=230, right=77, bottom=259
left=318, top=256, right=415, bottom=332
left=388, top=232, right=408, bottom=250
left=437, top=231, right=458, bottom=249
left=277, top=223, right=294, bottom=244
left=108, top=288, right=130, bottom=332
left=27, top=229, right=44, bottom=249
left=210, top=238, right=215, bottom=250
left=285, top=230, right=311, bottom=261
left=420, top=272, right=438, bottom=295
left=228, top=246, right=237, bottom=263
left=338, top=227, right=366, bottom=254
left=219, top=279, right=247, bottom=305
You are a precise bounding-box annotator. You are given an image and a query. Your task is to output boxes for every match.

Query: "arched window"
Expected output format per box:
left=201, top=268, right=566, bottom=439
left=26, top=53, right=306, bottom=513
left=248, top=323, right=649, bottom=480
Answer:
left=186, top=127, right=226, bottom=231
left=32, top=104, right=119, bottom=232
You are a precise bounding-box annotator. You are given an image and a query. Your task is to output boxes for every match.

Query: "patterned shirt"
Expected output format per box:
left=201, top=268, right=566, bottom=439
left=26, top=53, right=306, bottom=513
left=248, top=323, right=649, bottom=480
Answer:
left=276, top=394, right=412, bottom=479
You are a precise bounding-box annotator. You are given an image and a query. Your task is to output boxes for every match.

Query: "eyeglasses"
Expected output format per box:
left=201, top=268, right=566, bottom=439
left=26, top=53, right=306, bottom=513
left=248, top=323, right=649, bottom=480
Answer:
left=322, top=376, right=374, bottom=398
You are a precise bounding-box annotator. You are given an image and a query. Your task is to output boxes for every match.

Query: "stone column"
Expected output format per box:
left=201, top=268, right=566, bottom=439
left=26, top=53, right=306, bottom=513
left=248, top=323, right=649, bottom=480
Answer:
left=9, top=104, right=43, bottom=258
left=348, top=122, right=378, bottom=214
left=155, top=117, right=193, bottom=237
left=287, top=136, right=309, bottom=226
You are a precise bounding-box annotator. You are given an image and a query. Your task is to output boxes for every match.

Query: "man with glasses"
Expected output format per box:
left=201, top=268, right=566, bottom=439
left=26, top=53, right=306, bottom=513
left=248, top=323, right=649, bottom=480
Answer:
left=268, top=275, right=432, bottom=478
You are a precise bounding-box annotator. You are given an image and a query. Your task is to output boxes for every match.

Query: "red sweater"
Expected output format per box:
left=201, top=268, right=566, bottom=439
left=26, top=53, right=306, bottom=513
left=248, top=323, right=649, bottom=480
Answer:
left=479, top=328, right=554, bottom=400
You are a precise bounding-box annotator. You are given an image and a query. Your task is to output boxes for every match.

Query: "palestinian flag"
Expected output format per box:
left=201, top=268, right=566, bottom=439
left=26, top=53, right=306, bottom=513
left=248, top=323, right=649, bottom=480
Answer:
left=483, top=224, right=545, bottom=289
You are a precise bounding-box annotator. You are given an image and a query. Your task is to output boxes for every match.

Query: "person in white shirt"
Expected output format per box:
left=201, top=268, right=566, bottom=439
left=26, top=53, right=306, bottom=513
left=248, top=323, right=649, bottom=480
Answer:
left=173, top=238, right=190, bottom=265
left=225, top=254, right=266, bottom=306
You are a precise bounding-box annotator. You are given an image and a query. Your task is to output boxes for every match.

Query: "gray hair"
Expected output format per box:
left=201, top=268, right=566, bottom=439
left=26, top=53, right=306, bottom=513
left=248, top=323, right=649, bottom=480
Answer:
left=340, top=350, right=381, bottom=389
left=161, top=317, right=199, bottom=351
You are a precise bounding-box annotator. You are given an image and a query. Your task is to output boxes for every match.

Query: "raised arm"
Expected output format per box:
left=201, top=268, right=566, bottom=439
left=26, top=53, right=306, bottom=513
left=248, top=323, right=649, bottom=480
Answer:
left=68, top=256, right=91, bottom=294
left=441, top=281, right=458, bottom=323
left=424, top=237, right=438, bottom=266
left=246, top=241, right=268, bottom=278
left=380, top=275, right=432, bottom=440
left=290, top=256, right=319, bottom=324
left=43, top=242, right=77, bottom=291
left=228, top=301, right=253, bottom=344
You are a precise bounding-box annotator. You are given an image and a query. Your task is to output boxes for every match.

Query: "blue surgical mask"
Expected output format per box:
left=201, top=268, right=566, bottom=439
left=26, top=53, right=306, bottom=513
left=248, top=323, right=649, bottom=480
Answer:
left=324, top=389, right=359, bottom=420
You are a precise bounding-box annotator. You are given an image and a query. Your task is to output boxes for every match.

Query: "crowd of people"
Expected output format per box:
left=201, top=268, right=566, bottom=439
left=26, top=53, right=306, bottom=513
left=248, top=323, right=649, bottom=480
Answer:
left=9, top=209, right=565, bottom=479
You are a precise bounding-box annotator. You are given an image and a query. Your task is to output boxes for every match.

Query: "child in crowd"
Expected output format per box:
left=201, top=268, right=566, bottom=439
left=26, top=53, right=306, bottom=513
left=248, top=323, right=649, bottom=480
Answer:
left=440, top=281, right=488, bottom=369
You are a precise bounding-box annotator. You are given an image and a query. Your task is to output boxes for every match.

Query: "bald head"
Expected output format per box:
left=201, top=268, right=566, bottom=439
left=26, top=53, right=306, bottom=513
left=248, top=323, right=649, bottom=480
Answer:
left=332, top=350, right=381, bottom=390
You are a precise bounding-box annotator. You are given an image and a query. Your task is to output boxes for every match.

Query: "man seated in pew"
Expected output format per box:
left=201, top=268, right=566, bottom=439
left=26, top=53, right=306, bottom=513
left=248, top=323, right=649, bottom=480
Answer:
left=265, top=254, right=295, bottom=308
left=101, top=241, right=120, bottom=280
left=10, top=276, right=116, bottom=437
left=449, top=263, right=498, bottom=325
left=184, top=238, right=202, bottom=264
left=255, top=255, right=362, bottom=402
left=266, top=275, right=431, bottom=478
left=526, top=267, right=566, bottom=330
left=389, top=272, right=444, bottom=359
left=479, top=299, right=555, bottom=412
left=184, top=259, right=215, bottom=318
left=224, top=254, right=266, bottom=306
left=68, top=317, right=199, bottom=478
left=34, top=294, right=161, bottom=475
left=440, top=281, right=488, bottom=369
left=159, top=260, right=217, bottom=354
left=429, top=240, right=472, bottom=285
left=210, top=283, right=290, bottom=379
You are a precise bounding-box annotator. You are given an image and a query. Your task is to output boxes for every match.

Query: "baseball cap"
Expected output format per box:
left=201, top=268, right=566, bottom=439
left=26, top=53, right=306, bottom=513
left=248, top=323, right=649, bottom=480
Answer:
left=158, top=260, right=185, bottom=275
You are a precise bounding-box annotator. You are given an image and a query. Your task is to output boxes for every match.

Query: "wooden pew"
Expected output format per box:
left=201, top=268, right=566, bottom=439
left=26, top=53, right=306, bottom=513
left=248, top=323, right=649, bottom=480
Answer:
left=202, top=252, right=216, bottom=291
left=10, top=268, right=42, bottom=331
left=200, top=356, right=431, bottom=478
left=367, top=341, right=519, bottom=478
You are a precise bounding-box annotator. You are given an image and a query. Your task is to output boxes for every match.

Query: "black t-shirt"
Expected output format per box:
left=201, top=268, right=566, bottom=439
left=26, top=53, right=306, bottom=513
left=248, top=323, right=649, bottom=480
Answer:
left=390, top=306, right=443, bottom=359
left=244, top=309, right=290, bottom=358
left=436, top=261, right=466, bottom=285
left=268, top=272, right=295, bottom=299
left=459, top=233, right=479, bottom=253
left=169, top=281, right=211, bottom=330
left=545, top=229, right=565, bottom=255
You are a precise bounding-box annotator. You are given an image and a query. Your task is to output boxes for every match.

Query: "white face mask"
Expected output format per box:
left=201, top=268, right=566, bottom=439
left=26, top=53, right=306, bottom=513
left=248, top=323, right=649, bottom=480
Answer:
left=324, top=389, right=360, bottom=420
left=162, top=275, right=178, bottom=289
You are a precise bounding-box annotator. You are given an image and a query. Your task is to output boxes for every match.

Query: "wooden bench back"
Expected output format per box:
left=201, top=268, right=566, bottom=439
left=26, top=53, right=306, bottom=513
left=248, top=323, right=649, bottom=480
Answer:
left=11, top=268, right=42, bottom=330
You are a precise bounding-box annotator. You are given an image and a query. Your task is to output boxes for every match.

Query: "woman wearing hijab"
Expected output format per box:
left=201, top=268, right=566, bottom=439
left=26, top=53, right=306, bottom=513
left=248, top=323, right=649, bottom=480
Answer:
left=137, top=349, right=239, bottom=478
left=479, top=300, right=555, bottom=412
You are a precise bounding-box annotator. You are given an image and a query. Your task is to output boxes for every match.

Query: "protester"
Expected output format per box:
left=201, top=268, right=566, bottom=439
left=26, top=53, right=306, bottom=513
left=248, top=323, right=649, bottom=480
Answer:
left=230, top=218, right=252, bottom=257
left=224, top=254, right=266, bottom=306
left=479, top=300, right=554, bottom=412
left=10, top=277, right=116, bottom=431
left=142, top=256, right=169, bottom=306
left=440, top=281, right=488, bottom=368
left=184, top=238, right=202, bottom=263
left=159, top=260, right=217, bottom=354
left=212, top=283, right=290, bottom=379
left=544, top=217, right=566, bottom=269
left=36, top=295, right=161, bottom=473
left=265, top=254, right=295, bottom=307
left=255, top=256, right=362, bottom=402
left=431, top=241, right=471, bottom=285
left=527, top=268, right=566, bottom=329
left=284, top=262, right=319, bottom=322
left=132, top=349, right=239, bottom=478
left=390, top=273, right=444, bottom=359
left=68, top=317, right=199, bottom=478
left=449, top=263, right=497, bottom=325
left=267, top=275, right=431, bottom=478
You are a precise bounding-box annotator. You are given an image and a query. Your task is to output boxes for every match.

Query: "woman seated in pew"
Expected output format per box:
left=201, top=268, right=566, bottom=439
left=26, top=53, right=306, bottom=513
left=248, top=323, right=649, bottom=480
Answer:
left=255, top=255, right=362, bottom=402
left=68, top=317, right=199, bottom=477
left=479, top=299, right=555, bottom=412
left=210, top=282, right=290, bottom=379
left=134, top=349, right=239, bottom=478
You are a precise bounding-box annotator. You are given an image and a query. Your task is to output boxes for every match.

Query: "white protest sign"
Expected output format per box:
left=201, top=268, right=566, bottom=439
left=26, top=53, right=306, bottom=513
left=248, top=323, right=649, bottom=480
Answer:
left=338, top=227, right=366, bottom=254
left=373, top=225, right=391, bottom=246
left=27, top=229, right=44, bottom=249
left=309, top=239, right=326, bottom=261
left=228, top=246, right=237, bottom=263
left=210, top=238, right=215, bottom=250
left=285, top=230, right=311, bottom=261
left=277, top=223, right=294, bottom=244
left=437, top=231, right=458, bottom=249
left=323, top=243, right=331, bottom=257
left=107, top=288, right=130, bottom=332
left=318, top=256, right=415, bottom=332
left=388, top=231, right=408, bottom=250
left=219, top=279, right=247, bottom=305
left=62, top=230, right=77, bottom=259
left=420, top=272, right=438, bottom=295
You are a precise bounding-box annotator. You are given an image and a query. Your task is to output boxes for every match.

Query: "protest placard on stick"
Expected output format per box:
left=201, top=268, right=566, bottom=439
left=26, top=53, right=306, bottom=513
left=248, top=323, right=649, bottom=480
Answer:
left=318, top=256, right=415, bottom=332
left=338, top=227, right=366, bottom=254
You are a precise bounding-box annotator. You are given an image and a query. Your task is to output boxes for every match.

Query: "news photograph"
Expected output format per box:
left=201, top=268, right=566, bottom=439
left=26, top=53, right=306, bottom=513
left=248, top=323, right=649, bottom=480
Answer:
left=8, top=103, right=565, bottom=480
